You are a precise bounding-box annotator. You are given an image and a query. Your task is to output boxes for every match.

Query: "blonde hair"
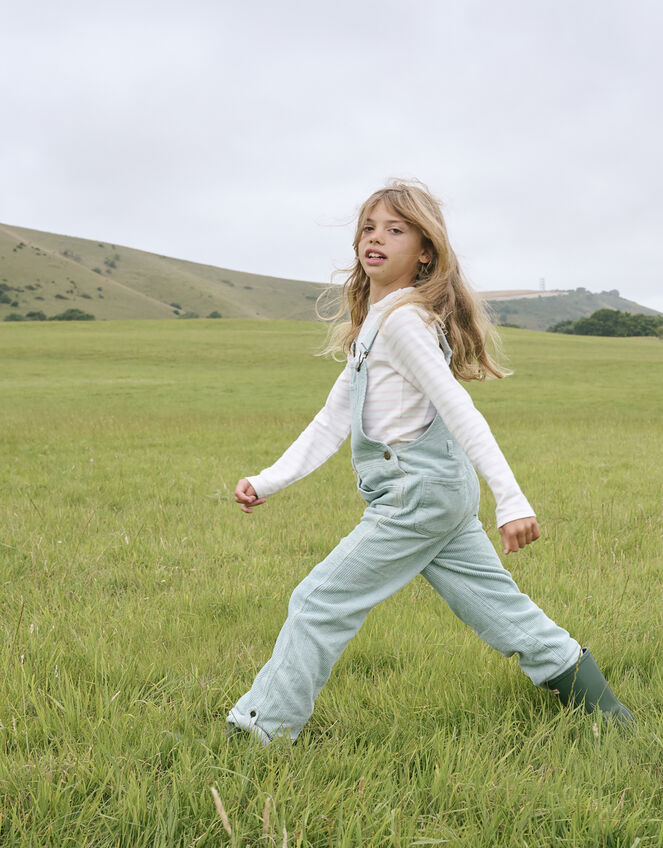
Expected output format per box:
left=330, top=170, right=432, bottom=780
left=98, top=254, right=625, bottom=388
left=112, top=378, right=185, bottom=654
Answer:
left=318, top=179, right=507, bottom=381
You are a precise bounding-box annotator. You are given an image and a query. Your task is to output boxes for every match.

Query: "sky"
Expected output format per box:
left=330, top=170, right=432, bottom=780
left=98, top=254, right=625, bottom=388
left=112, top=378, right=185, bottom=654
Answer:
left=2, top=0, right=662, bottom=312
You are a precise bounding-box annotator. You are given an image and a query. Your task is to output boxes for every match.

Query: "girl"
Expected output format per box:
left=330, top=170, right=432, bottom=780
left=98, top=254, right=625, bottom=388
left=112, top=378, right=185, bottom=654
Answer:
left=229, top=180, right=632, bottom=744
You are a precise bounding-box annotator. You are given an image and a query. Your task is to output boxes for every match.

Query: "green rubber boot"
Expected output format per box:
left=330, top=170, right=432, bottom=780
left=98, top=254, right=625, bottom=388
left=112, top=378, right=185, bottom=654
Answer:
left=544, top=648, right=634, bottom=725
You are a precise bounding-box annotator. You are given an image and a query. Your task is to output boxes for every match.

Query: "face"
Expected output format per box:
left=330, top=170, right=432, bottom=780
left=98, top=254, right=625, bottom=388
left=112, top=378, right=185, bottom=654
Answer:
left=357, top=199, right=431, bottom=301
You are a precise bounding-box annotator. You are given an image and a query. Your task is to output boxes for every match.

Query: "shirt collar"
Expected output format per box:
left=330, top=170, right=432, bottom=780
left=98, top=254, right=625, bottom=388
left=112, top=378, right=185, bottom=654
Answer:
left=368, top=287, right=413, bottom=313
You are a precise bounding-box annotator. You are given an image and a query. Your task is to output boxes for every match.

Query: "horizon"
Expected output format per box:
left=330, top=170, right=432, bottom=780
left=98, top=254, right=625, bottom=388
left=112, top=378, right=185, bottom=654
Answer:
left=3, top=219, right=659, bottom=314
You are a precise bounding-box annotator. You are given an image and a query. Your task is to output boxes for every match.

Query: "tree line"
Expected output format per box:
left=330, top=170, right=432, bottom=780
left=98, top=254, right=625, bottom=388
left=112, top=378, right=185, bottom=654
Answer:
left=3, top=308, right=95, bottom=322
left=548, top=308, right=663, bottom=337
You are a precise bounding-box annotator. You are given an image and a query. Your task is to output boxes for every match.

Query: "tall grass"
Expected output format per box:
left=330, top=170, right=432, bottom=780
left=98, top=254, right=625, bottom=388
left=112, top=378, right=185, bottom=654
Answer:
left=1, top=320, right=662, bottom=846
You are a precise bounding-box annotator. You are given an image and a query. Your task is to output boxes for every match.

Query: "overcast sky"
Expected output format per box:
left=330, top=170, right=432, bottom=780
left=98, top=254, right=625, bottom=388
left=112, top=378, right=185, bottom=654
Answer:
left=2, top=0, right=661, bottom=311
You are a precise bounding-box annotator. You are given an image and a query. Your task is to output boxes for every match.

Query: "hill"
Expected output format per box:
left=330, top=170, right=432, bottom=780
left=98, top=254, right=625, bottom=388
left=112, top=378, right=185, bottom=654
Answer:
left=0, top=223, right=326, bottom=321
left=1, top=222, right=658, bottom=327
left=484, top=287, right=661, bottom=331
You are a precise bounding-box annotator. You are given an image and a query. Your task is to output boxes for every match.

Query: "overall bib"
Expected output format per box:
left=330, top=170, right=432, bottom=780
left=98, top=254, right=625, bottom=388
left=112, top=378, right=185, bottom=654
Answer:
left=228, top=322, right=581, bottom=743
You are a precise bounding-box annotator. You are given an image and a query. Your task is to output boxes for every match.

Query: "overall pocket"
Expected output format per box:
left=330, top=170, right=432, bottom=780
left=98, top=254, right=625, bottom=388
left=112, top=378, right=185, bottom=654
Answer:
left=356, top=479, right=404, bottom=516
left=413, top=476, right=468, bottom=537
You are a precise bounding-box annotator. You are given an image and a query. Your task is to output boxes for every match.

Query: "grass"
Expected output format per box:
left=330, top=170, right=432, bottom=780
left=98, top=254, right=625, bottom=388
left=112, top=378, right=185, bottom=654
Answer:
left=1, top=320, right=662, bottom=846
left=0, top=223, right=325, bottom=322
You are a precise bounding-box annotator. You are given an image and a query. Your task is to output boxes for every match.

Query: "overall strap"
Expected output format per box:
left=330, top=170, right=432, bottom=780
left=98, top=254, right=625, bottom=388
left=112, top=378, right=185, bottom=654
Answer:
left=362, top=321, right=382, bottom=355
left=352, top=320, right=382, bottom=371
left=436, top=322, right=453, bottom=365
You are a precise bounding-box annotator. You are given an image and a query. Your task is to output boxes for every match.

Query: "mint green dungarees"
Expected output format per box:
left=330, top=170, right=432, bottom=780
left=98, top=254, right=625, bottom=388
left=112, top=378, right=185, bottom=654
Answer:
left=228, top=322, right=580, bottom=743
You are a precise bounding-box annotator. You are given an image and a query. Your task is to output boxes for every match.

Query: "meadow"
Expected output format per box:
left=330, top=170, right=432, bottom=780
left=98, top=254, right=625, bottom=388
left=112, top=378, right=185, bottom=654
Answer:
left=1, top=319, right=662, bottom=847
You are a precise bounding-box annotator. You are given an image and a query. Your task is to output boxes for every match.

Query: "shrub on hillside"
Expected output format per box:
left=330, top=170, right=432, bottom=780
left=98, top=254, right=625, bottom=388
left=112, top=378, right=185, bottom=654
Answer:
left=207, top=311, right=222, bottom=318
left=549, top=319, right=575, bottom=333
left=26, top=311, right=47, bottom=321
left=49, top=308, right=95, bottom=321
left=548, top=308, right=663, bottom=337
left=3, top=313, right=25, bottom=322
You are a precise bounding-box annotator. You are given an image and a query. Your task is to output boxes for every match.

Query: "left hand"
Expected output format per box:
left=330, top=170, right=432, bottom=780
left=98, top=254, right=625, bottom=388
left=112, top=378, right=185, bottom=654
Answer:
left=499, top=517, right=540, bottom=554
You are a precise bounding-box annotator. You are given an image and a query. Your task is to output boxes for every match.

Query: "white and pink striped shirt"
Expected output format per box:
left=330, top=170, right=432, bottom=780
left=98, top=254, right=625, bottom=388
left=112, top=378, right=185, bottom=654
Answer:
left=248, top=288, right=534, bottom=527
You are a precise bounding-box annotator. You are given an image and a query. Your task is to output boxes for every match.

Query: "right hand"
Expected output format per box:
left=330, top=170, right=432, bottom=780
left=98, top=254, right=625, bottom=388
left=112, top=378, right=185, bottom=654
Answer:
left=234, top=478, right=266, bottom=514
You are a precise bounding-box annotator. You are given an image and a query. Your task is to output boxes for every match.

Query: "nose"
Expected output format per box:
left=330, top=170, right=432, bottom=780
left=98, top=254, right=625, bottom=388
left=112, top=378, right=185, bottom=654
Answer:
left=369, top=230, right=384, bottom=244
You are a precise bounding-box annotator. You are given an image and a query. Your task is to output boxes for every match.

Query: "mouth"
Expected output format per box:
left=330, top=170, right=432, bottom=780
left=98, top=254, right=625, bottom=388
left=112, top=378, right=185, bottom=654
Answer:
left=364, top=249, right=386, bottom=266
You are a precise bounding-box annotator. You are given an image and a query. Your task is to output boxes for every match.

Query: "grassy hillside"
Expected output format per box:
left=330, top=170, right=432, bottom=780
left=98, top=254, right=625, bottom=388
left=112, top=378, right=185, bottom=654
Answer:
left=487, top=288, right=661, bottom=331
left=0, top=223, right=326, bottom=321
left=1, top=320, right=662, bottom=845
left=2, top=222, right=659, bottom=328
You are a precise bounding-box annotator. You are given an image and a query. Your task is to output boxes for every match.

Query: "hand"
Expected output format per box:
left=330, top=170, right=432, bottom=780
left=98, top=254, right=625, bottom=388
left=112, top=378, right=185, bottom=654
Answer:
left=498, top=517, right=540, bottom=554
left=234, top=478, right=267, bottom=514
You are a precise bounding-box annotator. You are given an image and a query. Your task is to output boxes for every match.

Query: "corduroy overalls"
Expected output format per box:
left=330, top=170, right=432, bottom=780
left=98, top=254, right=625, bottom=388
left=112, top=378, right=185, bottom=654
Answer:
left=228, top=322, right=580, bottom=742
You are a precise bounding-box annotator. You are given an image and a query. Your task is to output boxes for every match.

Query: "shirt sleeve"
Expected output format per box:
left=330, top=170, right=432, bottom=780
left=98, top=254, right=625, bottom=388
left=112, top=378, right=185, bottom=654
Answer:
left=380, top=306, right=535, bottom=527
left=247, top=361, right=352, bottom=498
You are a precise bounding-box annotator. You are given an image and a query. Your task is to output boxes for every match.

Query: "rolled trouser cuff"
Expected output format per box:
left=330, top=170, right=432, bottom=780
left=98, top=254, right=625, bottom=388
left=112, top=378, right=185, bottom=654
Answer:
left=226, top=708, right=272, bottom=746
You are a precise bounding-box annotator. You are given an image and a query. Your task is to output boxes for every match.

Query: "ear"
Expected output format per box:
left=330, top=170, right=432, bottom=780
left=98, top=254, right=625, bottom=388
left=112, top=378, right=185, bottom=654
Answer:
left=418, top=246, right=433, bottom=264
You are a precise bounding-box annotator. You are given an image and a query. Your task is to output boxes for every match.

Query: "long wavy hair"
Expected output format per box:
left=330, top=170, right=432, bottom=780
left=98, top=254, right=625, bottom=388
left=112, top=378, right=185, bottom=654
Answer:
left=318, top=179, right=507, bottom=381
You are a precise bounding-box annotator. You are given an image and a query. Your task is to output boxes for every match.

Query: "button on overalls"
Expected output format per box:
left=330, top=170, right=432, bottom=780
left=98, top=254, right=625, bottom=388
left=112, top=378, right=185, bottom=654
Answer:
left=228, top=321, right=580, bottom=743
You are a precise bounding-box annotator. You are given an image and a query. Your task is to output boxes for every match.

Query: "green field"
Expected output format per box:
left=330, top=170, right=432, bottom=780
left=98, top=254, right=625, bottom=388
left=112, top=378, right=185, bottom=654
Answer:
left=1, top=320, right=662, bottom=847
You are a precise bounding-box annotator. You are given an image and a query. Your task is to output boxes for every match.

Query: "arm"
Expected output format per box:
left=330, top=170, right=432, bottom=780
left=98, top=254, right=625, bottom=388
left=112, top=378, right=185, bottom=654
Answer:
left=381, top=307, right=536, bottom=532
left=236, top=362, right=352, bottom=510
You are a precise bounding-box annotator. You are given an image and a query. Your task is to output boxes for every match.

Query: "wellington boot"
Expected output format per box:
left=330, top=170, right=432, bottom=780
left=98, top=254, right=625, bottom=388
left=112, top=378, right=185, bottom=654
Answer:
left=544, top=648, right=634, bottom=725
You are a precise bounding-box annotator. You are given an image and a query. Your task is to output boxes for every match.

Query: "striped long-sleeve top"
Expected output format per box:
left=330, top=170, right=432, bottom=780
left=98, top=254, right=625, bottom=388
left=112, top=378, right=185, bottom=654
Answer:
left=247, top=288, right=534, bottom=528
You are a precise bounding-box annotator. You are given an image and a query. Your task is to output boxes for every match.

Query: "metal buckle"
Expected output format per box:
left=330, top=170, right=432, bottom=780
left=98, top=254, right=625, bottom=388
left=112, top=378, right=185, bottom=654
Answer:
left=355, top=344, right=368, bottom=371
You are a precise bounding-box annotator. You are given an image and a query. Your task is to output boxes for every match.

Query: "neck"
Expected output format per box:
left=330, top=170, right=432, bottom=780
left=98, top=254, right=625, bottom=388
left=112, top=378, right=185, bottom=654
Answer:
left=369, top=281, right=414, bottom=305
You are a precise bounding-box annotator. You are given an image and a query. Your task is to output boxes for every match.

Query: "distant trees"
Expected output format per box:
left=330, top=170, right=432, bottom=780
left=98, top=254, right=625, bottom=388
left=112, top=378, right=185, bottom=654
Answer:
left=103, top=254, right=120, bottom=270
left=50, top=308, right=95, bottom=321
left=61, top=249, right=82, bottom=263
left=3, top=308, right=95, bottom=322
left=548, top=309, right=663, bottom=337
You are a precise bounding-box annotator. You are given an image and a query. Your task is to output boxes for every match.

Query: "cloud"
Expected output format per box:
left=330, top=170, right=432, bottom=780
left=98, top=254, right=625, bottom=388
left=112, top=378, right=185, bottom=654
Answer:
left=1, top=0, right=661, bottom=309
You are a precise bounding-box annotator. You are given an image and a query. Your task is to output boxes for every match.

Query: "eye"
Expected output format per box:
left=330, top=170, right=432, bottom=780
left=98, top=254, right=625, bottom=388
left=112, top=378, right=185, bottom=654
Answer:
left=362, top=225, right=374, bottom=232
left=389, top=227, right=403, bottom=235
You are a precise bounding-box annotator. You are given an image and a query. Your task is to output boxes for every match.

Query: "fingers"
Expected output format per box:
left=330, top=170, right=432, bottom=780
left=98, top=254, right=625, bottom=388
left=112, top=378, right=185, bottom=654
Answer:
left=239, top=500, right=266, bottom=514
left=234, top=478, right=266, bottom=514
left=238, top=496, right=266, bottom=514
left=499, top=518, right=540, bottom=554
left=234, top=478, right=256, bottom=503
